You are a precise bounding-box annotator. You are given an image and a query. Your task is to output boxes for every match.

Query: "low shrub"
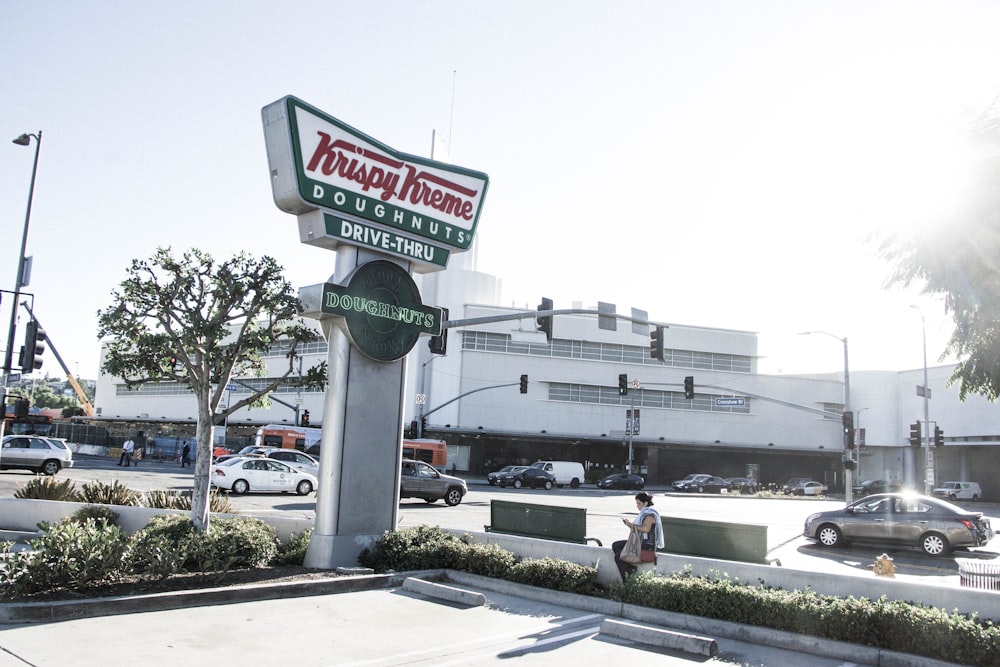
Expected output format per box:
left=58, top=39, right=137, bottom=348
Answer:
left=0, top=518, right=128, bottom=598
left=507, top=557, right=598, bottom=595
left=273, top=529, right=312, bottom=566
left=192, top=517, right=277, bottom=572
left=78, top=480, right=141, bottom=506
left=359, top=525, right=458, bottom=572
left=612, top=569, right=1000, bottom=666
left=13, top=477, right=81, bottom=501
left=68, top=504, right=120, bottom=527
left=128, top=514, right=198, bottom=578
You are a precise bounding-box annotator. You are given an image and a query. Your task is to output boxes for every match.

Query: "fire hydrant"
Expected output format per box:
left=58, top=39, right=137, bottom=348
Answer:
left=872, top=553, right=896, bottom=578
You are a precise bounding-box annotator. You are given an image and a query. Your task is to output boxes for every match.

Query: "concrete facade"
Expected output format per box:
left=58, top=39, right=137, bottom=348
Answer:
left=91, top=264, right=1000, bottom=496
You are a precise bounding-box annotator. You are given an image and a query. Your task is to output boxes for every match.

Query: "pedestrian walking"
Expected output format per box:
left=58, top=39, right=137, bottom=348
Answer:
left=181, top=441, right=191, bottom=467
left=118, top=438, right=134, bottom=467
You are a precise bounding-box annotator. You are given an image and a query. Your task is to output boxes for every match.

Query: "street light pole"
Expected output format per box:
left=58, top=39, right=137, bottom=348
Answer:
left=911, top=306, right=933, bottom=494
left=801, top=330, right=853, bottom=502
left=4, top=131, right=43, bottom=378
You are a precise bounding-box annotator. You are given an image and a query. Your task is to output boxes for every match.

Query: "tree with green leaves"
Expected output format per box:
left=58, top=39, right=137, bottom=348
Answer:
left=97, top=248, right=327, bottom=529
left=880, top=106, right=1000, bottom=400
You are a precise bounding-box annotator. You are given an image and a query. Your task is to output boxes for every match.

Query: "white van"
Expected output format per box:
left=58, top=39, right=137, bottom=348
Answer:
left=932, top=481, right=982, bottom=502
left=530, top=460, right=585, bottom=488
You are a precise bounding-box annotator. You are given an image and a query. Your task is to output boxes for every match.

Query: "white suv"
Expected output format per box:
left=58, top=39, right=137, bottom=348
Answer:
left=1, top=435, right=75, bottom=475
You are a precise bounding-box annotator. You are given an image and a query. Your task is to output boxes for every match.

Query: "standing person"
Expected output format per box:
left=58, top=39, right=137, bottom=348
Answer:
left=611, top=492, right=664, bottom=582
left=181, top=441, right=191, bottom=468
left=118, top=437, right=134, bottom=467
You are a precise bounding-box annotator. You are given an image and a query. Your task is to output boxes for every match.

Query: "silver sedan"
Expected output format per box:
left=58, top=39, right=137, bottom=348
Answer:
left=803, top=492, right=992, bottom=556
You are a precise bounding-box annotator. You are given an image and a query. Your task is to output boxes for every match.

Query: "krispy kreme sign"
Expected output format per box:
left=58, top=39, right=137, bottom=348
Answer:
left=263, top=96, right=488, bottom=252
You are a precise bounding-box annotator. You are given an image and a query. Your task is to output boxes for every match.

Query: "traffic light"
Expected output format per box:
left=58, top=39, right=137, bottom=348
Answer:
left=520, top=374, right=528, bottom=394
left=684, top=375, right=694, bottom=400
left=536, top=297, right=553, bottom=343
left=650, top=326, right=665, bottom=361
left=844, top=459, right=857, bottom=470
left=618, top=373, right=628, bottom=396
left=934, top=426, right=944, bottom=447
left=842, top=411, right=855, bottom=449
left=301, top=410, right=310, bottom=427
left=428, top=308, right=448, bottom=355
left=17, top=321, right=45, bottom=372
left=909, top=421, right=921, bottom=446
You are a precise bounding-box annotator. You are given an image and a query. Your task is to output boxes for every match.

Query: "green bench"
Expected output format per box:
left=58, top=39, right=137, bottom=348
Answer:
left=485, top=500, right=603, bottom=546
left=661, top=516, right=776, bottom=565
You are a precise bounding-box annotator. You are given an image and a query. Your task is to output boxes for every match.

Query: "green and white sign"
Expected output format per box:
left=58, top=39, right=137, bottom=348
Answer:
left=306, top=260, right=443, bottom=362
left=262, top=95, right=489, bottom=269
left=297, top=210, right=450, bottom=270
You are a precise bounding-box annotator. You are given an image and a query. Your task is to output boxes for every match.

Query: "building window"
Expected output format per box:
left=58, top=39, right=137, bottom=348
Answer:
left=461, top=331, right=752, bottom=374
left=547, top=382, right=750, bottom=413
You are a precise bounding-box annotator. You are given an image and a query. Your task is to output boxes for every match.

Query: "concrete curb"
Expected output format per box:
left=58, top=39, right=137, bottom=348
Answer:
left=599, top=618, right=717, bottom=656
left=402, top=576, right=486, bottom=606
left=0, top=570, right=442, bottom=625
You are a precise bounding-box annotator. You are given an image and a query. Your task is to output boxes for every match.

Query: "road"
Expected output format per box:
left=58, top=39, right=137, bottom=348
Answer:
left=5, top=453, right=1000, bottom=585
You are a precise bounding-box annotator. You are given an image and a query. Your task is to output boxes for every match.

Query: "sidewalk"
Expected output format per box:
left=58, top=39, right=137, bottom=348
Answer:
left=0, top=570, right=961, bottom=667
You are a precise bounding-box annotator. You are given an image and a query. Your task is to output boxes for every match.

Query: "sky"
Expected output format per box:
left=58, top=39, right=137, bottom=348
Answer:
left=3, top=0, right=1000, bottom=382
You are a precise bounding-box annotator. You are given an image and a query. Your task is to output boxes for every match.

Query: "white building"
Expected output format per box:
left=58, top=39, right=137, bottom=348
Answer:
left=93, top=263, right=1000, bottom=495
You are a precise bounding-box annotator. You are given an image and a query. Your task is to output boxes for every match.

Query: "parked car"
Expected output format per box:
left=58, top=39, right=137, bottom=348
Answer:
left=1, top=435, right=74, bottom=476
left=791, top=480, right=829, bottom=496
left=488, top=465, right=525, bottom=486
left=596, top=473, right=646, bottom=490
left=853, top=479, right=903, bottom=497
left=400, top=458, right=467, bottom=506
left=804, top=492, right=993, bottom=556
left=780, top=477, right=814, bottom=494
left=673, top=474, right=730, bottom=493
left=210, top=456, right=317, bottom=495
left=933, top=481, right=982, bottom=502
left=725, top=477, right=758, bottom=493
left=498, top=467, right=556, bottom=490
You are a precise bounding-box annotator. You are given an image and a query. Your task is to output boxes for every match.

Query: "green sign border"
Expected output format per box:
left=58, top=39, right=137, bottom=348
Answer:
left=284, top=96, right=488, bottom=251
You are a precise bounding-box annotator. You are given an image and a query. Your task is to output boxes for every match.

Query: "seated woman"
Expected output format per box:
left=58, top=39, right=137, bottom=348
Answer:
left=611, top=492, right=664, bottom=582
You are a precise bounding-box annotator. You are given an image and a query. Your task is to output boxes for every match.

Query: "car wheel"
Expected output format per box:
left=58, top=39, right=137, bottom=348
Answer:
left=488, top=479, right=496, bottom=486
left=544, top=480, right=553, bottom=490
left=424, top=497, right=437, bottom=504
left=696, top=486, right=705, bottom=493
left=444, top=488, right=463, bottom=506
left=296, top=480, right=313, bottom=496
left=817, top=524, right=842, bottom=548
left=41, top=460, right=61, bottom=476
left=513, top=479, right=522, bottom=489
left=973, top=494, right=980, bottom=502
left=921, top=532, right=949, bottom=556
left=570, top=479, right=580, bottom=489
left=637, top=482, right=645, bottom=490
left=232, top=479, right=250, bottom=495
left=949, top=494, right=957, bottom=501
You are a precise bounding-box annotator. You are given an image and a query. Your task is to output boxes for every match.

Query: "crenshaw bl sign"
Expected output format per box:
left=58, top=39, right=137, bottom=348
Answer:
left=262, top=96, right=489, bottom=269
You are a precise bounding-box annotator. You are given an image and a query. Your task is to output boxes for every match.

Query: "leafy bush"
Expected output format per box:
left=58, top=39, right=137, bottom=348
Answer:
left=187, top=517, right=278, bottom=573
left=128, top=514, right=198, bottom=577
left=612, top=569, right=1000, bottom=666
left=78, top=480, right=141, bottom=506
left=68, top=504, right=120, bottom=527
left=273, top=529, right=312, bottom=566
left=13, top=477, right=81, bottom=501
left=0, top=518, right=128, bottom=598
left=507, top=557, right=598, bottom=595
left=359, top=525, right=459, bottom=572
left=460, top=542, right=516, bottom=578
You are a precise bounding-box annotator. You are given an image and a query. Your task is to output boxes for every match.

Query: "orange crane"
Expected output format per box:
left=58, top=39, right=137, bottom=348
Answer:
left=21, top=302, right=95, bottom=417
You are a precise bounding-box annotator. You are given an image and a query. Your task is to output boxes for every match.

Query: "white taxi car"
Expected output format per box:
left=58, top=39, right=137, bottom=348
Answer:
left=211, top=456, right=317, bottom=495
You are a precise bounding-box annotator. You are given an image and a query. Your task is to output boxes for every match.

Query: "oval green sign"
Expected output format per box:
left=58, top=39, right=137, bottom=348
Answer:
left=319, top=260, right=443, bottom=362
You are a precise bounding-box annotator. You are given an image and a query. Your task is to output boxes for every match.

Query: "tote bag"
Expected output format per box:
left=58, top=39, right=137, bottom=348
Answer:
left=620, top=527, right=644, bottom=564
